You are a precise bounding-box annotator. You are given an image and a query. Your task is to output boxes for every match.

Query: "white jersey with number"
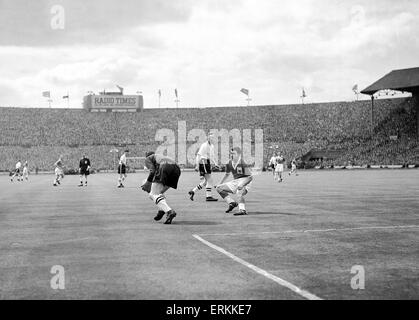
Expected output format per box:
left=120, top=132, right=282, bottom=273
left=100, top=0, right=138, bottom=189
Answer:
left=119, top=154, right=127, bottom=166
left=197, top=141, right=216, bottom=165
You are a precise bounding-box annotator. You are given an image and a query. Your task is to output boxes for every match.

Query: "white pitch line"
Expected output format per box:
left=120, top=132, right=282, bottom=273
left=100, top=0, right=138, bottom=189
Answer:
left=198, top=225, right=419, bottom=237
left=46, top=237, right=97, bottom=244
left=193, top=234, right=322, bottom=300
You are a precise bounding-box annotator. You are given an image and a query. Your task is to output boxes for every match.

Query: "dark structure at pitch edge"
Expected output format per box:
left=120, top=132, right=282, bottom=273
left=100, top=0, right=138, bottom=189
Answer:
left=361, top=67, right=419, bottom=137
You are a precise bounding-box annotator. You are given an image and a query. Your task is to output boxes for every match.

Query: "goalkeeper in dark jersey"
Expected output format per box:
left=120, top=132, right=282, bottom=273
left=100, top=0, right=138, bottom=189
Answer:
left=216, top=147, right=253, bottom=216
left=78, top=154, right=91, bottom=187
left=140, top=151, right=181, bottom=224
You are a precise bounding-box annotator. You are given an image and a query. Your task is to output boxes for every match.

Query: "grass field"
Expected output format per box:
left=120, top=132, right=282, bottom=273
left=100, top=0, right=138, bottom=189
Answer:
left=0, top=169, right=418, bottom=300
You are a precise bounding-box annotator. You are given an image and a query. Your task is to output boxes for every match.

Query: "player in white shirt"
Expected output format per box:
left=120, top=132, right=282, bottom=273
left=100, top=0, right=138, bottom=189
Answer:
left=22, top=161, right=29, bottom=181
left=274, top=154, right=285, bottom=182
left=268, top=153, right=277, bottom=178
left=117, top=149, right=129, bottom=188
left=11, top=160, right=23, bottom=182
left=188, top=133, right=219, bottom=201
left=53, top=156, right=64, bottom=186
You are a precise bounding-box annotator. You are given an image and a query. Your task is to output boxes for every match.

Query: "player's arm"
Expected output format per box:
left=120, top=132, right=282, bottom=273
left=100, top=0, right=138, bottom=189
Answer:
left=157, top=154, right=175, bottom=163
left=195, top=144, right=205, bottom=167
left=209, top=146, right=218, bottom=167
left=144, top=158, right=156, bottom=182
left=141, top=158, right=155, bottom=192
left=218, top=172, right=230, bottom=186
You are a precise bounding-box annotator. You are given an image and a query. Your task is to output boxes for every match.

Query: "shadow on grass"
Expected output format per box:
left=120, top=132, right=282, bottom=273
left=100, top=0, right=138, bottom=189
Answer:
left=247, top=211, right=299, bottom=216
left=173, top=220, right=222, bottom=225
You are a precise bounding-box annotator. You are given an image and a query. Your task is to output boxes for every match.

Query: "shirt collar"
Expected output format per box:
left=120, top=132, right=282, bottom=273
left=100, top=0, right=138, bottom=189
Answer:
left=232, top=156, right=241, bottom=169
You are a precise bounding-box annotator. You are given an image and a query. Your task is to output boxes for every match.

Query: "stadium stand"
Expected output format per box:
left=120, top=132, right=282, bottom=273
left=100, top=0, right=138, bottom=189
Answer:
left=0, top=97, right=417, bottom=172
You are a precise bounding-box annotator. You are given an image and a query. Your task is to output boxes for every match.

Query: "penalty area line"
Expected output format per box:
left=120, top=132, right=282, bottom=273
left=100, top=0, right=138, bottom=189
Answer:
left=192, top=234, right=322, bottom=300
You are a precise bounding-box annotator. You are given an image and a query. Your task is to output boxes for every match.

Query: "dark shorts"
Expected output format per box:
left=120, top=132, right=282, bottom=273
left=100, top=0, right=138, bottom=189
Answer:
left=199, top=160, right=211, bottom=176
left=118, top=164, right=126, bottom=174
left=153, top=163, right=181, bottom=189
left=80, top=168, right=90, bottom=176
left=15, top=168, right=20, bottom=174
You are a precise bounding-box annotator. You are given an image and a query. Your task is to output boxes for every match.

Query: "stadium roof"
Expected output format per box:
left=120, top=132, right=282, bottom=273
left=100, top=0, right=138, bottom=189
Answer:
left=361, top=67, right=419, bottom=95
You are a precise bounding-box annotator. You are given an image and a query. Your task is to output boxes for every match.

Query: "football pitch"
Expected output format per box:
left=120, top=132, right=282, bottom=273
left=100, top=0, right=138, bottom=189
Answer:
left=0, top=170, right=418, bottom=300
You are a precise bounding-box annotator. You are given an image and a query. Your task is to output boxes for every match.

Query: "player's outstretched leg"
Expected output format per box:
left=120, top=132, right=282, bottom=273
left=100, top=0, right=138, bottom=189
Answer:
left=189, top=176, right=206, bottom=201
left=149, top=183, right=177, bottom=224
left=233, top=188, right=248, bottom=216
left=205, top=174, right=218, bottom=201
left=216, top=184, right=238, bottom=213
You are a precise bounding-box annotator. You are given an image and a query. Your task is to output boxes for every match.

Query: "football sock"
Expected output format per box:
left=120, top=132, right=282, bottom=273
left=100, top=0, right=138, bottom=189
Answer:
left=150, top=194, right=171, bottom=213
left=192, top=180, right=206, bottom=193
left=206, top=186, right=213, bottom=197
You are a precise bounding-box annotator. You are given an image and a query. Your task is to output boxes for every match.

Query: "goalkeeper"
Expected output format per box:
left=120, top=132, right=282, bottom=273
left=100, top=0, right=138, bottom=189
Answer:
left=141, top=151, right=181, bottom=224
left=78, top=154, right=91, bottom=187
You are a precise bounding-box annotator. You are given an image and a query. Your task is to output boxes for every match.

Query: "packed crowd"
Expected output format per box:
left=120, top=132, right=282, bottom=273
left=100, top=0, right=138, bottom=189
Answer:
left=0, top=97, right=417, bottom=172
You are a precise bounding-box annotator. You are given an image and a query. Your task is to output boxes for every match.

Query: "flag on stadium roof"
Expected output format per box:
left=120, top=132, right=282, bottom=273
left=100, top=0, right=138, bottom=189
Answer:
left=301, top=88, right=306, bottom=97
left=240, top=88, right=249, bottom=95
left=158, top=89, right=161, bottom=97
left=42, top=91, right=50, bottom=98
left=63, top=94, right=69, bottom=99
left=352, top=84, right=358, bottom=92
left=174, top=88, right=178, bottom=98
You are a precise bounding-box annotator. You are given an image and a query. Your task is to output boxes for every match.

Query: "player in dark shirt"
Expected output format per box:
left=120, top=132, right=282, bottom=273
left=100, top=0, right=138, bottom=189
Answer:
left=141, top=151, right=181, bottom=224
left=78, top=154, right=91, bottom=187
left=216, top=147, right=253, bottom=215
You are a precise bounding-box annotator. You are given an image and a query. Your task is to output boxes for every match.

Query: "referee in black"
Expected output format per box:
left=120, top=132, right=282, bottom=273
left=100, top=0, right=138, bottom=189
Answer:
left=78, top=154, right=91, bottom=187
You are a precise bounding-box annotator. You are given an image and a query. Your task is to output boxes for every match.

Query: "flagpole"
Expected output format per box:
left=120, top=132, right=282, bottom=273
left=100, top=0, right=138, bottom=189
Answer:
left=158, top=90, right=161, bottom=108
left=300, top=87, right=306, bottom=105
left=240, top=88, right=251, bottom=106
left=246, top=94, right=251, bottom=106
left=174, top=89, right=179, bottom=108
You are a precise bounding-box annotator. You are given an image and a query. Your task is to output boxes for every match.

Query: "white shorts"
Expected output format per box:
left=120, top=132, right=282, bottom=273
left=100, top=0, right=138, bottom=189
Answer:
left=275, top=164, right=284, bottom=172
left=291, top=164, right=296, bottom=170
left=23, top=168, right=28, bottom=176
left=222, top=176, right=253, bottom=193
left=55, top=167, right=64, bottom=176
